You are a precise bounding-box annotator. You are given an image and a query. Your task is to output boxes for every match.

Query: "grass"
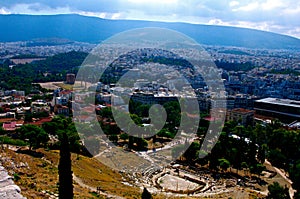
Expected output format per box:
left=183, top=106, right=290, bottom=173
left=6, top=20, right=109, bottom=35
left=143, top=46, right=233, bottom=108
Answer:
left=53, top=82, right=74, bottom=90
left=54, top=81, right=93, bottom=91
left=0, top=147, right=141, bottom=199
left=71, top=152, right=141, bottom=198
left=1, top=148, right=61, bottom=198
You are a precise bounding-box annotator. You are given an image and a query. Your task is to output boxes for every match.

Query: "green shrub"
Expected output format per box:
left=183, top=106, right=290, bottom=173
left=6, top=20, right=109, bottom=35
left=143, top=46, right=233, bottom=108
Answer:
left=0, top=136, right=28, bottom=146
left=13, top=173, right=21, bottom=181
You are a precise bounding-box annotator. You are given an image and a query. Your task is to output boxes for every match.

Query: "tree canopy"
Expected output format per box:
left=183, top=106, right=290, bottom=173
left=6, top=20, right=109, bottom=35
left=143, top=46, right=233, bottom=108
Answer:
left=18, top=124, right=49, bottom=150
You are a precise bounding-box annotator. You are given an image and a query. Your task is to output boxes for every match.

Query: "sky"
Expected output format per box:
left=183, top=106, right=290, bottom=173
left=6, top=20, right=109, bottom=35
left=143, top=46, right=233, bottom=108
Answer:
left=1, top=0, right=300, bottom=39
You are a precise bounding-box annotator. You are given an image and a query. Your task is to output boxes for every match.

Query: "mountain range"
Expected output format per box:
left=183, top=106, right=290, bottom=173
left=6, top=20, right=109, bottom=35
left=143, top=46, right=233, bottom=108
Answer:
left=1, top=14, right=300, bottom=50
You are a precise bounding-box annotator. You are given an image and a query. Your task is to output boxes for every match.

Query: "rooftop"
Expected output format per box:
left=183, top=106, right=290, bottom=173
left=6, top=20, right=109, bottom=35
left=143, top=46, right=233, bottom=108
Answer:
left=255, top=97, right=300, bottom=108
left=25, top=117, right=52, bottom=126
left=231, top=108, right=254, bottom=114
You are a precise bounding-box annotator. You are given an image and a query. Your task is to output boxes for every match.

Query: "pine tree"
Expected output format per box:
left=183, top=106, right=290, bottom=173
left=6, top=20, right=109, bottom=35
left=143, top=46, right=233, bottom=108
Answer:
left=58, top=133, right=73, bottom=199
left=267, top=182, right=289, bottom=199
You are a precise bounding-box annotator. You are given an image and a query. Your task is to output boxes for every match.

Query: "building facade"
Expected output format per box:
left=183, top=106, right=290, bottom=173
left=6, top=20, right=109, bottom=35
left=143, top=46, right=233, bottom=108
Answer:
left=227, top=108, right=254, bottom=126
left=254, top=97, right=300, bottom=123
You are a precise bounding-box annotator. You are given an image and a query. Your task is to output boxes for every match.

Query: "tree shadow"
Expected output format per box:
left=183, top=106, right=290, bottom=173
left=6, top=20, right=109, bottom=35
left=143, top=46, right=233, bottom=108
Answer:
left=16, top=149, right=44, bottom=158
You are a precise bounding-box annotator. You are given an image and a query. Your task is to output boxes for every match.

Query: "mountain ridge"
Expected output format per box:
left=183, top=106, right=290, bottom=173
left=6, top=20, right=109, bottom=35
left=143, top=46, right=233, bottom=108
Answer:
left=1, top=14, right=300, bottom=50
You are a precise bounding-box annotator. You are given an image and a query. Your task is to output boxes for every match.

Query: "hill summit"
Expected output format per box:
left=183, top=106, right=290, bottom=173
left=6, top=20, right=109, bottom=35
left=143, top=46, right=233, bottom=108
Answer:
left=0, top=14, right=300, bottom=49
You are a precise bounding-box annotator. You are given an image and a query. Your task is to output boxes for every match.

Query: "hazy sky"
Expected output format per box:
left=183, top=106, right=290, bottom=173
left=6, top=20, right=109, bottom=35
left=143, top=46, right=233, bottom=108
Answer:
left=1, top=0, right=300, bottom=38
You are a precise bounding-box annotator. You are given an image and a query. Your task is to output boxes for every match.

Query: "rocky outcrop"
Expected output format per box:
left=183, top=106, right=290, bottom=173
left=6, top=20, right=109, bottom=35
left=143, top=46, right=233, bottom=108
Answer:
left=0, top=165, right=26, bottom=199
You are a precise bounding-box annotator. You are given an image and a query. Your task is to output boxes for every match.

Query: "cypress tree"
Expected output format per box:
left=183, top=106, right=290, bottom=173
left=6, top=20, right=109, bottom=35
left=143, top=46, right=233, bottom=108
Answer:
left=58, top=133, right=73, bottom=199
left=141, top=187, right=152, bottom=199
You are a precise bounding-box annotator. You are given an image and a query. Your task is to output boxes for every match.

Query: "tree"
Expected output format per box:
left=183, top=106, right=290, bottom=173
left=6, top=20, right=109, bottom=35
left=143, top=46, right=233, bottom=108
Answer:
left=218, top=158, right=230, bottom=172
left=157, top=128, right=174, bottom=139
left=130, top=114, right=142, bottom=125
left=290, top=161, right=300, bottom=198
left=119, top=133, right=129, bottom=141
left=209, top=156, right=219, bottom=171
left=250, top=163, right=265, bottom=175
left=196, top=150, right=209, bottom=165
left=141, top=187, right=152, bottom=199
left=109, top=134, right=118, bottom=143
left=267, top=182, right=289, bottom=199
left=58, top=133, right=73, bottom=199
left=99, top=107, right=113, bottom=119
left=268, top=149, right=287, bottom=169
left=42, top=122, right=60, bottom=135
left=0, top=126, right=5, bottom=135
left=257, top=144, right=267, bottom=164
left=128, top=136, right=134, bottom=149
left=42, top=115, right=66, bottom=136
left=241, top=162, right=249, bottom=175
left=44, top=116, right=81, bottom=153
left=18, top=124, right=49, bottom=150
left=135, top=137, right=148, bottom=151
left=184, top=142, right=200, bottom=162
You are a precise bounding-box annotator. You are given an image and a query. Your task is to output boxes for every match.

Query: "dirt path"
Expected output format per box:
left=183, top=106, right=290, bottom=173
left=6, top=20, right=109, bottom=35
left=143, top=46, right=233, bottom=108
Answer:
left=72, top=174, right=125, bottom=199
left=264, top=160, right=295, bottom=199
left=38, top=82, right=62, bottom=90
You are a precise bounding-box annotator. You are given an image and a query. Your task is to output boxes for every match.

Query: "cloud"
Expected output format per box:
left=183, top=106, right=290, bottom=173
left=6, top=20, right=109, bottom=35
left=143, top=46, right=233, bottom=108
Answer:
left=232, top=2, right=259, bottom=12
left=0, top=0, right=300, bottom=38
left=0, top=7, right=10, bottom=14
left=233, top=0, right=286, bottom=12
left=127, top=0, right=177, bottom=4
left=0, top=0, right=123, bottom=13
left=283, top=5, right=300, bottom=15
left=0, top=3, right=72, bottom=15
left=285, top=27, right=300, bottom=38
left=261, top=0, right=285, bottom=10
left=229, top=1, right=240, bottom=7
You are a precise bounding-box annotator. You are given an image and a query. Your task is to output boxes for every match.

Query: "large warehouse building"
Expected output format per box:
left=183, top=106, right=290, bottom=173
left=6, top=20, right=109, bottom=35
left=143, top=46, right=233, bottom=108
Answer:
left=254, top=97, right=300, bottom=123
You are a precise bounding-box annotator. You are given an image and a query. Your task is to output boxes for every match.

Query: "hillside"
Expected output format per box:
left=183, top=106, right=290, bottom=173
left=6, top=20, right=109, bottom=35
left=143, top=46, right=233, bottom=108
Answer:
left=0, top=147, right=142, bottom=199
left=0, top=14, right=300, bottom=49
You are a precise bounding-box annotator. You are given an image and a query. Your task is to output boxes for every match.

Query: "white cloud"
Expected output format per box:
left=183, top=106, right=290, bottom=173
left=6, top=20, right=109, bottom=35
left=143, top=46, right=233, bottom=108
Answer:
left=7, top=3, right=72, bottom=15
left=261, top=0, right=285, bottom=10
left=111, top=12, right=121, bottom=19
left=208, top=19, right=229, bottom=26
left=233, top=0, right=285, bottom=12
left=229, top=1, right=240, bottom=7
left=205, top=17, right=300, bottom=38
left=77, top=11, right=124, bottom=20
left=285, top=27, right=300, bottom=38
left=283, top=6, right=300, bottom=15
left=127, top=0, right=177, bottom=4
left=0, top=7, right=10, bottom=14
left=232, top=2, right=259, bottom=12
left=77, top=11, right=108, bottom=18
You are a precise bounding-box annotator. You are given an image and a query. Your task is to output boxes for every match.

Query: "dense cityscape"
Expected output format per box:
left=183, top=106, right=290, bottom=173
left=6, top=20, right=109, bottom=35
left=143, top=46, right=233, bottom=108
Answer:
left=0, top=34, right=299, bottom=199
left=1, top=0, right=300, bottom=196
